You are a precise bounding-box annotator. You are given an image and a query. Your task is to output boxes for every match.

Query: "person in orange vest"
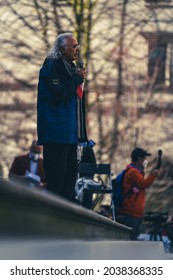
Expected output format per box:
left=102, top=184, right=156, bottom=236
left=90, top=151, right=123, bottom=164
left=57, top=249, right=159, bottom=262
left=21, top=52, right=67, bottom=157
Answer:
left=117, top=147, right=161, bottom=240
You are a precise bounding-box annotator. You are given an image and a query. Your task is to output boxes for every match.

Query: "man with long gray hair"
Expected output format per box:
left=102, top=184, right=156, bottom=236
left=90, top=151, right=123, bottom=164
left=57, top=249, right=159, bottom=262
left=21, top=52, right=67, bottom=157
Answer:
left=37, top=32, right=88, bottom=201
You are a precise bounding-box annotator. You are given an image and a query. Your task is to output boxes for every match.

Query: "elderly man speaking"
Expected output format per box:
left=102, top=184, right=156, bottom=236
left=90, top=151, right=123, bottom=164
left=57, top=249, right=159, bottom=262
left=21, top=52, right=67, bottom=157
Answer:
left=37, top=33, right=88, bottom=201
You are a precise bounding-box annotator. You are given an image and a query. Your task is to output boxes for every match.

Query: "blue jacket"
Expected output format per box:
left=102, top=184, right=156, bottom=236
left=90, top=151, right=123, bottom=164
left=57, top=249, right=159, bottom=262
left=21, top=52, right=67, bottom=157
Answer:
left=37, top=57, right=86, bottom=144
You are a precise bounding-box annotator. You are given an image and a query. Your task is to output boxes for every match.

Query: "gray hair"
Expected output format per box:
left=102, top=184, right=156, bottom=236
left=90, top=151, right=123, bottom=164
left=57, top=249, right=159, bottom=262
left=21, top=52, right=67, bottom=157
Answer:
left=48, top=32, right=74, bottom=59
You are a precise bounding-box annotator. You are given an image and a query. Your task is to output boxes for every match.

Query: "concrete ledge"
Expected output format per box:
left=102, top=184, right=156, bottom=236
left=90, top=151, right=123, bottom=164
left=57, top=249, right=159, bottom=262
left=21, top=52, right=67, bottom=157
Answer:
left=0, top=178, right=131, bottom=240
left=0, top=239, right=168, bottom=260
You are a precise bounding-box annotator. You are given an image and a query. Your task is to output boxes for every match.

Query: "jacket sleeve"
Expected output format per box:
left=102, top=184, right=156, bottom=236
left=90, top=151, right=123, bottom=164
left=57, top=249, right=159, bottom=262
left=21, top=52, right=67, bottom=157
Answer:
left=39, top=60, right=83, bottom=105
left=126, top=168, right=157, bottom=190
left=9, top=157, right=19, bottom=176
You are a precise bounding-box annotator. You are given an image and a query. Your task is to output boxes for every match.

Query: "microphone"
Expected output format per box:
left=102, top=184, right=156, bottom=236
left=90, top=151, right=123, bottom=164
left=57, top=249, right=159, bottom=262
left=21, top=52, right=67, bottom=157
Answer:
left=77, top=60, right=85, bottom=98
left=157, top=149, right=163, bottom=169
left=78, top=60, right=84, bottom=69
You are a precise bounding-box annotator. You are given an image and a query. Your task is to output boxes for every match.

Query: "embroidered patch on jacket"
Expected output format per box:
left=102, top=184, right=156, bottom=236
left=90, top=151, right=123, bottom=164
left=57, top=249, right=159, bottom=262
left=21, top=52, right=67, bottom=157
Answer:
left=53, top=79, right=59, bottom=84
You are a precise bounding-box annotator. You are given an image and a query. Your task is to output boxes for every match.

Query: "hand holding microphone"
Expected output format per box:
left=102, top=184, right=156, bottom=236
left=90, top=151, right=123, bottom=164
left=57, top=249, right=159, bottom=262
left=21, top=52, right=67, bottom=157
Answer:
left=78, top=60, right=84, bottom=69
left=77, top=60, right=86, bottom=79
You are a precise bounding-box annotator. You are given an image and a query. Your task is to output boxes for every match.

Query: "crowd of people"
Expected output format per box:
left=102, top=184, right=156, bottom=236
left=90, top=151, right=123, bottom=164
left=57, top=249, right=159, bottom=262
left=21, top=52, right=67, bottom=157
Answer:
left=7, top=32, right=163, bottom=241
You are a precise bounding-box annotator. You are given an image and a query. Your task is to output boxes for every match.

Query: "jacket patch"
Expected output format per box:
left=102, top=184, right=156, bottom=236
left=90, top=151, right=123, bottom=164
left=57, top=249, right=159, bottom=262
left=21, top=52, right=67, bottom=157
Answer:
left=53, top=79, right=59, bottom=84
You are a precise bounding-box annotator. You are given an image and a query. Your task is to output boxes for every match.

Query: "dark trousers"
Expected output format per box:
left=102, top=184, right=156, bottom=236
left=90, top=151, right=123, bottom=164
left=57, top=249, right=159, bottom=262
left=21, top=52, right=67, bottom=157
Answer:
left=116, top=214, right=143, bottom=240
left=43, top=143, right=77, bottom=201
left=82, top=193, right=93, bottom=209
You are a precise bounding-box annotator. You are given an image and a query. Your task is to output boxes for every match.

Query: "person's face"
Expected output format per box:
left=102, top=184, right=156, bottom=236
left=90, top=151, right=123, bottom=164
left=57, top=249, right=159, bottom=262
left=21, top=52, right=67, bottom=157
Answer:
left=30, top=144, right=42, bottom=155
left=138, top=157, right=147, bottom=168
left=61, top=37, right=80, bottom=62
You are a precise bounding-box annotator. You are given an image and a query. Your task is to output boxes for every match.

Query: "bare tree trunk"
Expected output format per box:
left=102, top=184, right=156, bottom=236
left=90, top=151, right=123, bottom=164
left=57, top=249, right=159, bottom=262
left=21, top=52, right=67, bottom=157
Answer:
left=109, top=0, right=128, bottom=160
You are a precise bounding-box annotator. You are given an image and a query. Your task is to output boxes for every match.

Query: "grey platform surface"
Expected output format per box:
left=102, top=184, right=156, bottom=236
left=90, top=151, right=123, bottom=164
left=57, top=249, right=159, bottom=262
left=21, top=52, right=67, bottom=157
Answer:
left=0, top=239, right=170, bottom=260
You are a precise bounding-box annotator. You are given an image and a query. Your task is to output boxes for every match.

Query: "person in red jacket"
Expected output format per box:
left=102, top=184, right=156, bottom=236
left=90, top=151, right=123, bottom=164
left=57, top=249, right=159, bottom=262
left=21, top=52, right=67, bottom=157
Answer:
left=117, top=147, right=161, bottom=240
left=9, top=140, right=46, bottom=189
